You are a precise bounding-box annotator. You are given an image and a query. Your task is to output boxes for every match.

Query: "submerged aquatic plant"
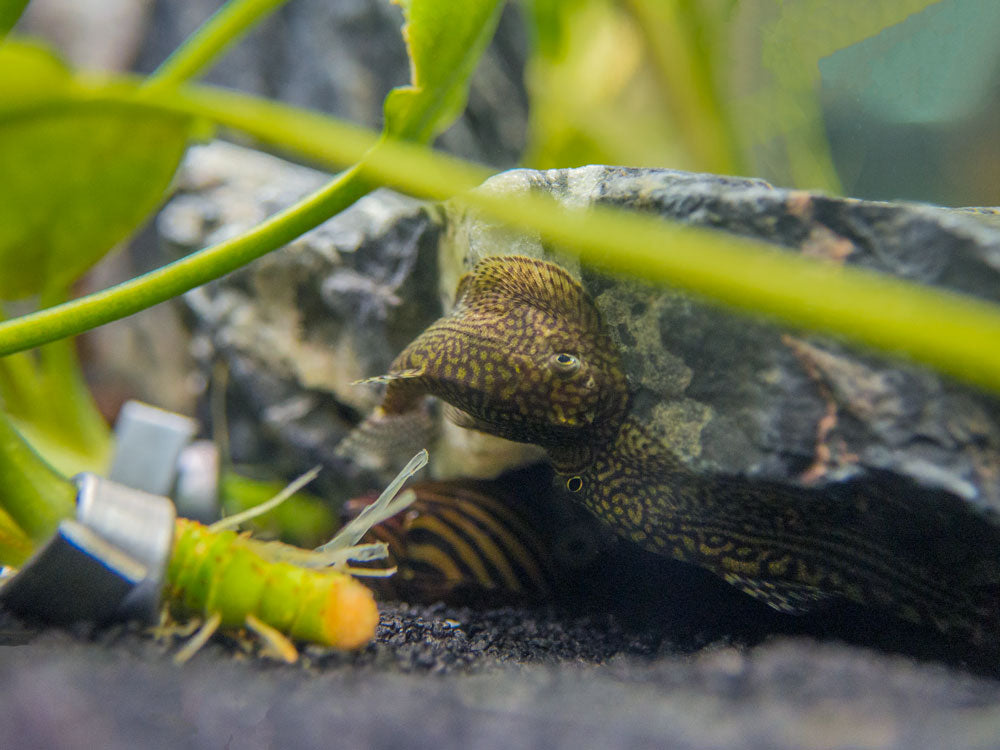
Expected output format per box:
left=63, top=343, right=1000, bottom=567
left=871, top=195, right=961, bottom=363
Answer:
left=0, top=0, right=998, bottom=656
left=166, top=451, right=427, bottom=662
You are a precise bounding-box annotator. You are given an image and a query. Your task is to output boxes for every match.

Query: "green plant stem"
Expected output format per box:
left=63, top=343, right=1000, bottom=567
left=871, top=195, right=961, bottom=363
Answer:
left=173, top=90, right=1000, bottom=394
left=1, top=84, right=1000, bottom=395
left=623, top=0, right=742, bottom=175
left=344, top=134, right=1000, bottom=393
left=176, top=87, right=1000, bottom=395
left=0, top=161, right=369, bottom=360
left=145, top=0, right=291, bottom=90
left=0, top=409, right=76, bottom=545
left=165, top=83, right=384, bottom=168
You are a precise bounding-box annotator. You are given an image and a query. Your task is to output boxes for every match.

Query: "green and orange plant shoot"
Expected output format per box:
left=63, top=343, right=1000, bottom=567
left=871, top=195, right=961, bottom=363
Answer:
left=165, top=450, right=427, bottom=662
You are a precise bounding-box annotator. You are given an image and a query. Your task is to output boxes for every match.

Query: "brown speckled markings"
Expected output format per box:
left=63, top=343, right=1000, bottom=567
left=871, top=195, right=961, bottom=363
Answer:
left=372, top=255, right=1000, bottom=650
left=378, top=256, right=628, bottom=449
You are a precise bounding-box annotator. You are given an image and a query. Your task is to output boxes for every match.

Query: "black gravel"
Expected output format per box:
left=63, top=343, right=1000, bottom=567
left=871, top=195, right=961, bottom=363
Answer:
left=4, top=521, right=1000, bottom=748
left=306, top=602, right=665, bottom=673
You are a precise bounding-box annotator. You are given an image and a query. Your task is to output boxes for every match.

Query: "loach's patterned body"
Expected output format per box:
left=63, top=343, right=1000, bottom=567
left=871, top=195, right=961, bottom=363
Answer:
left=365, top=255, right=1000, bottom=648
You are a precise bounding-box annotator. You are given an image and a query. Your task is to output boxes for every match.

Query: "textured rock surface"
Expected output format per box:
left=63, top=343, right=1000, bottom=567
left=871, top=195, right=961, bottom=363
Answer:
left=442, top=167, right=1000, bottom=510
left=164, top=143, right=1000, bottom=604
left=135, top=0, right=528, bottom=167
left=159, top=142, right=442, bottom=498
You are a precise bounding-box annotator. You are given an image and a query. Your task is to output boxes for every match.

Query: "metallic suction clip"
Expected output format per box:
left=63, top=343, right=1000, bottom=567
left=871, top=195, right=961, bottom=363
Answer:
left=0, top=401, right=220, bottom=626
left=0, top=474, right=176, bottom=625
left=109, top=400, right=220, bottom=523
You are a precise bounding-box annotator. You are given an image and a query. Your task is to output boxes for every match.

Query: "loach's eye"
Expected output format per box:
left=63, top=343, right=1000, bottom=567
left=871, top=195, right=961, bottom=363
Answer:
left=550, top=352, right=581, bottom=375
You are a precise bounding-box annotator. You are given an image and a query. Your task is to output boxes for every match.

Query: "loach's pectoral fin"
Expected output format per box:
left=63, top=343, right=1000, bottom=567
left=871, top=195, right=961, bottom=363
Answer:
left=359, top=367, right=431, bottom=417
left=352, top=369, right=425, bottom=387
left=722, top=573, right=836, bottom=615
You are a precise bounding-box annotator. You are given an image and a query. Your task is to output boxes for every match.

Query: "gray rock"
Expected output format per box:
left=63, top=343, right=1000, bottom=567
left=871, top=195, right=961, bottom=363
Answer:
left=160, top=142, right=442, bottom=497
left=18, top=0, right=153, bottom=71
left=442, top=166, right=1000, bottom=511
left=163, top=142, right=1000, bottom=524
left=135, top=0, right=528, bottom=167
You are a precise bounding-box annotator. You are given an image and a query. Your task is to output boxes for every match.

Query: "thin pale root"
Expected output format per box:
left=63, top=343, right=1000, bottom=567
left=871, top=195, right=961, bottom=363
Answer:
left=173, top=611, right=222, bottom=666
left=245, top=613, right=299, bottom=663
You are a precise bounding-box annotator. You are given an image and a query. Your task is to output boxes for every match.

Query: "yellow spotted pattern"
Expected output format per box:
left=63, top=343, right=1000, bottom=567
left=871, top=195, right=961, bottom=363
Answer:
left=374, top=256, right=1000, bottom=650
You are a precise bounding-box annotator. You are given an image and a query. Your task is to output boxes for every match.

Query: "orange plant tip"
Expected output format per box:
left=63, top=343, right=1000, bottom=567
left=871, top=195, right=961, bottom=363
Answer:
left=321, top=575, right=380, bottom=649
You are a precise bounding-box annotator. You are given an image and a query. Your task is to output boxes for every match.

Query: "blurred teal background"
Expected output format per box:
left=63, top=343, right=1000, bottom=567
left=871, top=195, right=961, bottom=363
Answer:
left=821, top=0, right=1000, bottom=205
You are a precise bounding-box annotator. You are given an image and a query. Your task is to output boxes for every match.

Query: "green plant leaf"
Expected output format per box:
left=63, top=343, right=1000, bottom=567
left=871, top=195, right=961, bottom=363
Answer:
left=0, top=504, right=33, bottom=567
left=0, top=332, right=114, bottom=478
left=0, top=0, right=30, bottom=39
left=383, top=0, right=505, bottom=143
left=4, top=83, right=1000, bottom=395
left=522, top=0, right=689, bottom=169
left=0, top=100, right=192, bottom=299
left=522, top=0, right=741, bottom=173
left=0, top=409, right=76, bottom=546
left=0, top=38, right=73, bottom=109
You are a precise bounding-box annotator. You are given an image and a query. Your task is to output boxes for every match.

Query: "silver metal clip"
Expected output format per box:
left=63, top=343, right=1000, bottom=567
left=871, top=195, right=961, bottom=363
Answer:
left=0, top=474, right=176, bottom=625
left=0, top=401, right=221, bottom=626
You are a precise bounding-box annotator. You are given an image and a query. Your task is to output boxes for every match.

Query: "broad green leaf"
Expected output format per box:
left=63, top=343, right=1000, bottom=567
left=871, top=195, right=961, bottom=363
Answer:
left=0, top=100, right=191, bottom=299
left=6, top=409, right=110, bottom=479
left=0, top=334, right=113, bottom=477
left=0, top=504, right=33, bottom=567
left=0, top=408, right=76, bottom=545
left=0, top=38, right=73, bottom=109
left=383, top=0, right=505, bottom=143
left=522, top=0, right=573, bottom=59
left=0, top=0, right=30, bottom=39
